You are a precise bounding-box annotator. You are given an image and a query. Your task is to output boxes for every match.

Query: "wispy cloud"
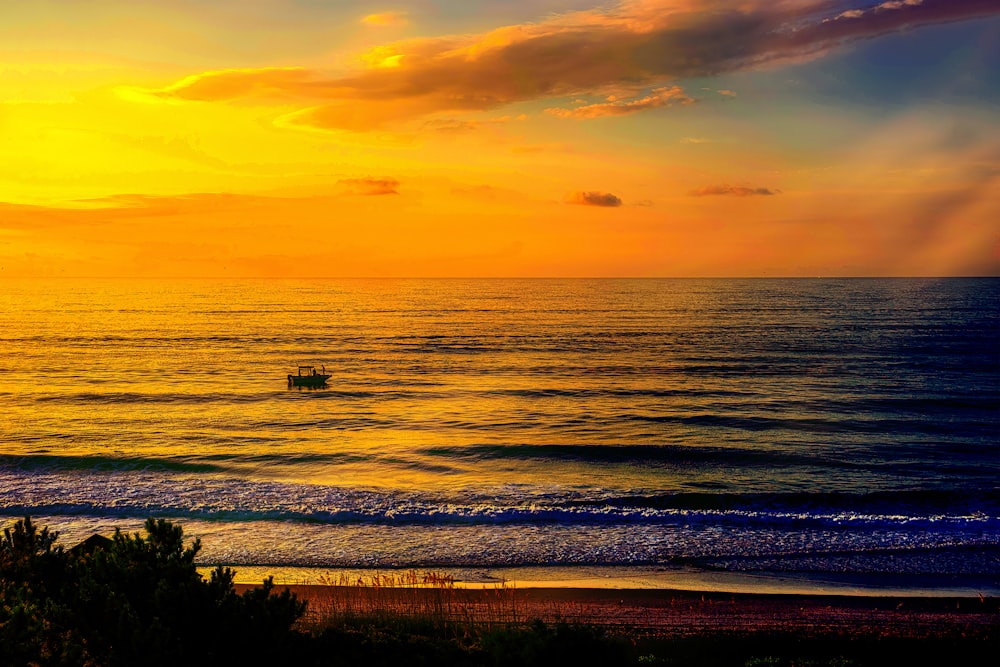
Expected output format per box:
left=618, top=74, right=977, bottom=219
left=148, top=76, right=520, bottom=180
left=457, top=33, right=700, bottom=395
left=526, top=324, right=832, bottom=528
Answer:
left=338, top=177, right=400, bottom=195
left=570, top=191, right=623, bottom=207
left=132, top=0, right=1000, bottom=130
left=546, top=86, right=692, bottom=119
left=449, top=184, right=535, bottom=205
left=361, top=11, right=409, bottom=27
left=421, top=114, right=524, bottom=133
left=829, top=0, right=925, bottom=22
left=0, top=193, right=276, bottom=230
left=121, top=67, right=314, bottom=104
left=689, top=185, right=780, bottom=197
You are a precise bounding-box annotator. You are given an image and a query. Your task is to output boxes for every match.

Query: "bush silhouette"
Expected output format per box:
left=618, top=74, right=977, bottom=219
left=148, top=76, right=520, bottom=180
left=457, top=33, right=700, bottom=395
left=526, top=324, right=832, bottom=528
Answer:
left=0, top=517, right=305, bottom=667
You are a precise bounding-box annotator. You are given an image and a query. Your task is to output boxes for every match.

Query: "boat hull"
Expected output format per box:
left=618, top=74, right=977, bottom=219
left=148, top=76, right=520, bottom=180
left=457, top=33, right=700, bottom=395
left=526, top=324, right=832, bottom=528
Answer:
left=288, top=374, right=331, bottom=387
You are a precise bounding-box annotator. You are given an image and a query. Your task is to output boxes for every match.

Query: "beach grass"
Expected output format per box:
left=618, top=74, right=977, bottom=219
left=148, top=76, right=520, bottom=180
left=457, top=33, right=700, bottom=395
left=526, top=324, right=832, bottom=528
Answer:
left=297, top=570, right=525, bottom=631
left=277, top=569, right=998, bottom=667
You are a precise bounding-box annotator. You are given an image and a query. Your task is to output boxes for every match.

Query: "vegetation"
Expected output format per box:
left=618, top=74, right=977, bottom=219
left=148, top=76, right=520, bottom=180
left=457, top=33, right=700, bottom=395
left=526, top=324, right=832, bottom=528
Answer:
left=1, top=517, right=993, bottom=666
left=0, top=517, right=635, bottom=667
left=0, top=517, right=303, bottom=667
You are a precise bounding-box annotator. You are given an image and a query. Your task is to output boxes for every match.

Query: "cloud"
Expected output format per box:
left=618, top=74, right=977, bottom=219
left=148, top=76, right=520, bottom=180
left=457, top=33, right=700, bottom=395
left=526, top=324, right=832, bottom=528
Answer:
left=718, top=89, right=737, bottom=97
left=570, top=191, right=623, bottom=207
left=134, top=0, right=1000, bottom=130
left=0, top=193, right=277, bottom=230
left=681, top=136, right=712, bottom=144
left=421, top=114, right=522, bottom=133
left=338, top=177, right=400, bottom=195
left=361, top=11, right=409, bottom=27
left=136, top=67, right=315, bottom=103
left=546, top=85, right=692, bottom=119
left=422, top=118, right=486, bottom=133
left=833, top=9, right=866, bottom=20
left=830, top=0, right=926, bottom=22
left=509, top=143, right=573, bottom=154
left=0, top=185, right=406, bottom=234
left=689, top=185, right=780, bottom=197
left=449, top=184, right=535, bottom=205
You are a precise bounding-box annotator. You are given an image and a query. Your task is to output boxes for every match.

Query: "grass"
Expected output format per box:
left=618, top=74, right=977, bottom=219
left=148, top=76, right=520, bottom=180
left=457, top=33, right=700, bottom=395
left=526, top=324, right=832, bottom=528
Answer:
left=299, top=570, right=526, bottom=633
left=295, top=570, right=641, bottom=666
left=286, top=570, right=999, bottom=667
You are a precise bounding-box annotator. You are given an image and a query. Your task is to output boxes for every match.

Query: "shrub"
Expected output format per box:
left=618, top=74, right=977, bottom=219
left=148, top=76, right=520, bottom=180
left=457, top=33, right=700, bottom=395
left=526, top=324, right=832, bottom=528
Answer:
left=0, top=517, right=305, bottom=667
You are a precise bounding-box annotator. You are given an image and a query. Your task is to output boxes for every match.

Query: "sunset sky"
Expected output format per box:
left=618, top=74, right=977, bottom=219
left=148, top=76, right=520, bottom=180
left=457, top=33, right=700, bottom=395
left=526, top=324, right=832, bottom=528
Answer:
left=1, top=0, right=997, bottom=277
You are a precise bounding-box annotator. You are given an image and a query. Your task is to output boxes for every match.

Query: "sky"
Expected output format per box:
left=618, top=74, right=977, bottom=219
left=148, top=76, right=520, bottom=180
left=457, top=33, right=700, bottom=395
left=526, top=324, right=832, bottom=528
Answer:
left=0, top=0, right=997, bottom=278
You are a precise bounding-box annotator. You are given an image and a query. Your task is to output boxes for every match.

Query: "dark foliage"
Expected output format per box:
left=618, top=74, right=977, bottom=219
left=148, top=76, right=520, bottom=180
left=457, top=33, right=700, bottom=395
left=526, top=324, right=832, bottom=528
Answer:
left=0, top=517, right=305, bottom=667
left=476, top=618, right=629, bottom=667
left=306, top=616, right=635, bottom=667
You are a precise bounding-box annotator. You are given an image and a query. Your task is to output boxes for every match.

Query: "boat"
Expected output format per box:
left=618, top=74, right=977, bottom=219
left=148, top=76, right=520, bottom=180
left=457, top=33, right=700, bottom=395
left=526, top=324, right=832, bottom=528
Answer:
left=288, top=365, right=331, bottom=387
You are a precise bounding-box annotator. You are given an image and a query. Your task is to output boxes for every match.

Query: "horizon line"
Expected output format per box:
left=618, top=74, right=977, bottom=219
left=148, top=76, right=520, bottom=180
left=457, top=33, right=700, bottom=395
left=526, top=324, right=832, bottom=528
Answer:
left=1, top=275, right=997, bottom=281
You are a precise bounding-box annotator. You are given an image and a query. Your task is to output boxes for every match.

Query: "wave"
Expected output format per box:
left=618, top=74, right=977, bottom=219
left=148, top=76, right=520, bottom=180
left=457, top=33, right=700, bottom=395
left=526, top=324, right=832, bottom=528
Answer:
left=635, top=413, right=997, bottom=437
left=25, top=395, right=995, bottom=441
left=32, top=392, right=276, bottom=405
left=0, top=454, right=224, bottom=474
left=3, top=502, right=997, bottom=534
left=421, top=443, right=831, bottom=467
left=0, top=451, right=389, bottom=474
left=418, top=442, right=987, bottom=472
left=23, top=387, right=766, bottom=405
left=10, top=515, right=996, bottom=572
left=581, top=489, right=1000, bottom=515
left=673, top=544, right=1000, bottom=577
left=2, top=472, right=997, bottom=530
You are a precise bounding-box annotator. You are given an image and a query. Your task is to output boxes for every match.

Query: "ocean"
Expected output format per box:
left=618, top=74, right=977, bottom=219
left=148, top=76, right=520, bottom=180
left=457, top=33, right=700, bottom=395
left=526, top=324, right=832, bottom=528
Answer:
left=2, top=278, right=998, bottom=593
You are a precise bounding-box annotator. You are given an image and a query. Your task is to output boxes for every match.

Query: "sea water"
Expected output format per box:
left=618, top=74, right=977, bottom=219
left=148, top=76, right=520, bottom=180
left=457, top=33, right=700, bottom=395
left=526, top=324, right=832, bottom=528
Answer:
left=1, top=278, right=998, bottom=592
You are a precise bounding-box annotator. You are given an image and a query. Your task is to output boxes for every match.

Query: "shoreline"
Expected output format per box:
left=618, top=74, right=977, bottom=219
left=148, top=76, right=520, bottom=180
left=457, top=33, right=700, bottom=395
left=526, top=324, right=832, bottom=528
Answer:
left=213, top=564, right=1000, bottom=599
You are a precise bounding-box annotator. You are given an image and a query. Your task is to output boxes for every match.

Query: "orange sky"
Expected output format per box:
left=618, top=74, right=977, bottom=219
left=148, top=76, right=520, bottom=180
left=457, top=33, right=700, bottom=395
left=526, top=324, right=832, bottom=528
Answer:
left=1, top=1, right=997, bottom=277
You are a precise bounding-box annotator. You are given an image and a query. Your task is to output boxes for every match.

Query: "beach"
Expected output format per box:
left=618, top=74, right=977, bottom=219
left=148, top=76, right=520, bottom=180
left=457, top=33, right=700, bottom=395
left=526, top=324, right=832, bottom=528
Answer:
left=228, top=562, right=1000, bottom=659
left=272, top=583, right=1000, bottom=665
left=233, top=572, right=1000, bottom=641
left=287, top=586, right=997, bottom=638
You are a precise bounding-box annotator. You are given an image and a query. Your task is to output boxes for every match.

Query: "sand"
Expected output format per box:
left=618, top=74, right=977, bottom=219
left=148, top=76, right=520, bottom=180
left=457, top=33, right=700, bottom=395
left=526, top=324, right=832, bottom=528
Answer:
left=234, top=582, right=999, bottom=640
left=226, top=565, right=1000, bottom=640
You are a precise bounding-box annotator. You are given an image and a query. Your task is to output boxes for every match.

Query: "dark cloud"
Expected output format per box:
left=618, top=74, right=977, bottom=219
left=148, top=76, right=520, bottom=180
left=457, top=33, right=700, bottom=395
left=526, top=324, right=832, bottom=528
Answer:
left=689, top=185, right=780, bottom=197
left=571, top=191, right=623, bottom=207
left=137, top=1, right=1000, bottom=130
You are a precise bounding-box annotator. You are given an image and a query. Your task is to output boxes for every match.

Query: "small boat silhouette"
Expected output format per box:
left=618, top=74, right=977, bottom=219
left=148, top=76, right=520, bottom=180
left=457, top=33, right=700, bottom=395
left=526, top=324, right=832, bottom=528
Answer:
left=288, top=365, right=331, bottom=387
